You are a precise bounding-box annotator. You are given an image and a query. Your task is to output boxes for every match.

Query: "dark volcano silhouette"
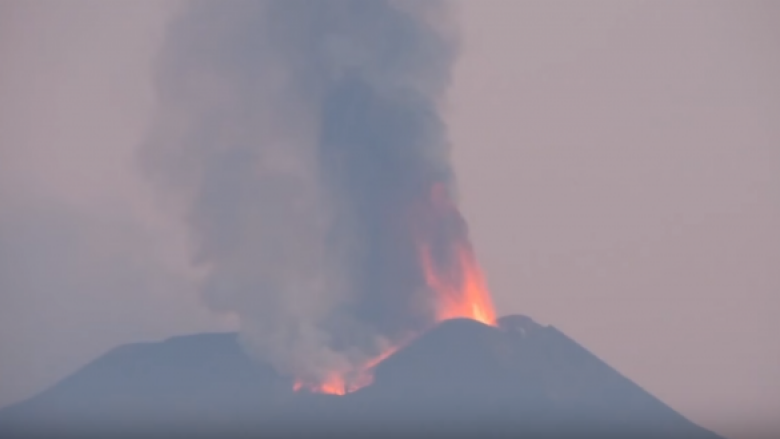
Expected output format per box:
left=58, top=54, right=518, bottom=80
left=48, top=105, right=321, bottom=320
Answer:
left=0, top=316, right=724, bottom=439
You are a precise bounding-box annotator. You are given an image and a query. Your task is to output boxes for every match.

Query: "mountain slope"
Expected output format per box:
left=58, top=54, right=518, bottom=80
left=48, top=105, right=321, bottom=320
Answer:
left=0, top=316, right=725, bottom=439
left=328, top=317, right=723, bottom=438
left=0, top=332, right=288, bottom=436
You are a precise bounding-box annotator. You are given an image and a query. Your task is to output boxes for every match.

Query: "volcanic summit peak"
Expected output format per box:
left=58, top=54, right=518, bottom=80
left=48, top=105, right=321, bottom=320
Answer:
left=497, top=314, right=546, bottom=337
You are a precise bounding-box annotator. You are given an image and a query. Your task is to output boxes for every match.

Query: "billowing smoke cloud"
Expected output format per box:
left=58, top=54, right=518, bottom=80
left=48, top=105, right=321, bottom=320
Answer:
left=142, top=0, right=460, bottom=386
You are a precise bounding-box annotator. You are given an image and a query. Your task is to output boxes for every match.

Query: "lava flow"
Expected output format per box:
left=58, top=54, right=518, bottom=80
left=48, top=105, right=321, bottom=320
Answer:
left=293, top=182, right=496, bottom=396
left=292, top=346, right=400, bottom=396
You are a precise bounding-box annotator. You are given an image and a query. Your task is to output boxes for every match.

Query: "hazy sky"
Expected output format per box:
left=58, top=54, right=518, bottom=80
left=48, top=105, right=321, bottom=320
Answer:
left=1, top=2, right=778, bottom=439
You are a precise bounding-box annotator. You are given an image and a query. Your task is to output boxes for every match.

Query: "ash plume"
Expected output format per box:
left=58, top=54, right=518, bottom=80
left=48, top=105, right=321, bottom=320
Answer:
left=141, top=0, right=462, bottom=387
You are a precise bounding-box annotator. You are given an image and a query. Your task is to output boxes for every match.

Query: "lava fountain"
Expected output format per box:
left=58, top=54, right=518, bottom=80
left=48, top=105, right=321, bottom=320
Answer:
left=417, top=182, right=497, bottom=327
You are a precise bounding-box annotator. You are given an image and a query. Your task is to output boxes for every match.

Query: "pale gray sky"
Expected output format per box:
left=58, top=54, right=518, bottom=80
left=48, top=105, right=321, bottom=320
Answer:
left=1, top=2, right=778, bottom=439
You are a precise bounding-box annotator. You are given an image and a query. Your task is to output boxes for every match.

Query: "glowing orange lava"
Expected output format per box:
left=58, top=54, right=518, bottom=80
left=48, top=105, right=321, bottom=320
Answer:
left=418, top=240, right=496, bottom=326
left=417, top=181, right=497, bottom=326
left=293, top=374, right=347, bottom=395
left=292, top=345, right=401, bottom=395
left=292, top=181, right=496, bottom=395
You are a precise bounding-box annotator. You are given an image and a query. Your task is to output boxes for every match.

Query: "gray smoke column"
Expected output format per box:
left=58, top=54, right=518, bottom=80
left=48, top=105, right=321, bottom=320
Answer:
left=141, top=0, right=462, bottom=388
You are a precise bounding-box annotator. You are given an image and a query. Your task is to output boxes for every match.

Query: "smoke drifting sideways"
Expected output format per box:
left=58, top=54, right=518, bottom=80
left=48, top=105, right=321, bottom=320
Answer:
left=141, top=0, right=468, bottom=390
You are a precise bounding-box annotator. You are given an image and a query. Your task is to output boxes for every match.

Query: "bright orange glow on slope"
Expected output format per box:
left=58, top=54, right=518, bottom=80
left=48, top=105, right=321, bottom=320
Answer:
left=292, top=345, right=402, bottom=395
left=293, top=374, right=347, bottom=395
left=292, top=181, right=496, bottom=395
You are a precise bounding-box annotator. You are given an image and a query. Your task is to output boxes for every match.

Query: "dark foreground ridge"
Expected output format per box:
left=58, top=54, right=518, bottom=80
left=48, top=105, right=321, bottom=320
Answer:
left=0, top=315, right=724, bottom=439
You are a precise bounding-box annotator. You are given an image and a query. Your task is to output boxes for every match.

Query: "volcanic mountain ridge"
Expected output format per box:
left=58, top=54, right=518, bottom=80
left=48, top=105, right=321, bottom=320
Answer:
left=0, top=315, right=725, bottom=439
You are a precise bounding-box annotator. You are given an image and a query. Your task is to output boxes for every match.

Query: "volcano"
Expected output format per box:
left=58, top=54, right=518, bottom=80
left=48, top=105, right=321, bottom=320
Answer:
left=0, top=315, right=724, bottom=439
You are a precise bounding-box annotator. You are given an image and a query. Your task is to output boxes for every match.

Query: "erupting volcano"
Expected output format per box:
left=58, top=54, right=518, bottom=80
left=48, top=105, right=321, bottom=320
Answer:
left=0, top=2, right=734, bottom=438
